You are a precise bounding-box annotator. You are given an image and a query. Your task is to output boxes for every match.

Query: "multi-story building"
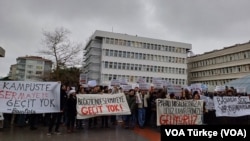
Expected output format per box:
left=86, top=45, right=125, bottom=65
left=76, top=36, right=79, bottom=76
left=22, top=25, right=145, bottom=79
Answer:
left=187, top=41, right=250, bottom=86
left=9, top=64, right=17, bottom=80
left=83, top=30, right=192, bottom=86
left=14, top=56, right=53, bottom=81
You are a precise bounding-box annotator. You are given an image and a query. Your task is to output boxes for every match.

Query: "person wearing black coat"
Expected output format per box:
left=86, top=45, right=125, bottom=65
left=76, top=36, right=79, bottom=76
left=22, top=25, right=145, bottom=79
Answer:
left=47, top=83, right=68, bottom=135
left=65, top=90, right=77, bottom=133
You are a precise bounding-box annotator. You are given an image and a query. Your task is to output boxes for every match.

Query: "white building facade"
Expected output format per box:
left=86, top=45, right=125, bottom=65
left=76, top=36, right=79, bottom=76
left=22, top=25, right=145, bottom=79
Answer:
left=15, top=56, right=52, bottom=81
left=187, top=41, right=250, bottom=86
left=83, top=30, right=192, bottom=86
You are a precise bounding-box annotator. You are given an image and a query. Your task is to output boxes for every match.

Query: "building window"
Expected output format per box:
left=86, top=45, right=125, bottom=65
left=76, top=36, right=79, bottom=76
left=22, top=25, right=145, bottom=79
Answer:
left=122, top=63, right=126, bottom=70
left=127, top=41, right=131, bottom=46
left=126, top=63, right=130, bottom=70
left=27, top=70, right=33, bottom=74
left=114, top=50, right=118, bottom=57
left=122, top=51, right=126, bottom=58
left=131, top=52, right=134, bottom=58
left=127, top=52, right=131, bottom=58
left=27, top=65, right=33, bottom=68
left=118, top=39, right=123, bottom=45
left=118, top=51, right=122, bottom=57
left=108, top=74, right=112, bottom=81
left=114, top=39, right=118, bottom=45
left=106, top=38, right=110, bottom=44
left=105, top=49, right=109, bottom=56
left=109, top=62, right=113, bottom=69
left=105, top=62, right=108, bottom=68
left=36, top=71, right=42, bottom=75
left=131, top=64, right=134, bottom=70
left=114, top=62, right=117, bottom=69
left=36, top=66, right=43, bottom=69
left=139, top=53, right=142, bottom=59
left=110, top=50, right=114, bottom=56
left=118, top=63, right=121, bottom=69
left=110, top=38, right=114, bottom=44
left=135, top=64, right=138, bottom=71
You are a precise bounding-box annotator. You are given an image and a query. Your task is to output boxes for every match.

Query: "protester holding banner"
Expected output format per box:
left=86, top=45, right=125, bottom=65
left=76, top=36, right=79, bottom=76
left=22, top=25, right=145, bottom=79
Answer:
left=110, top=85, right=120, bottom=125
left=124, top=89, right=137, bottom=129
left=88, top=85, right=101, bottom=129
left=136, top=90, right=150, bottom=129
left=149, top=90, right=158, bottom=128
left=65, top=89, right=77, bottom=133
left=47, top=83, right=67, bottom=136
left=101, top=86, right=110, bottom=128
left=75, top=85, right=86, bottom=129
left=180, top=88, right=192, bottom=100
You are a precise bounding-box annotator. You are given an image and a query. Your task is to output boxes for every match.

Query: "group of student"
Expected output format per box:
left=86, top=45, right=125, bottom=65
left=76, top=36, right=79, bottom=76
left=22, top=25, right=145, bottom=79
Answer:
left=2, top=84, right=250, bottom=135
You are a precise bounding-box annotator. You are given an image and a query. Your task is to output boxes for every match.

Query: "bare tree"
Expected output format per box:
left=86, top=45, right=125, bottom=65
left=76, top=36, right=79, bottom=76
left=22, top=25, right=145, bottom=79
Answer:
left=40, top=27, right=82, bottom=71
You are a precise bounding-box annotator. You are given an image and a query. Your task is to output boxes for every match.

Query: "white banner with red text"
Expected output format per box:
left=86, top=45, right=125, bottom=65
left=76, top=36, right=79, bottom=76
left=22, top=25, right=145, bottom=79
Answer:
left=156, top=99, right=203, bottom=125
left=77, top=93, right=131, bottom=119
left=0, top=81, right=61, bottom=114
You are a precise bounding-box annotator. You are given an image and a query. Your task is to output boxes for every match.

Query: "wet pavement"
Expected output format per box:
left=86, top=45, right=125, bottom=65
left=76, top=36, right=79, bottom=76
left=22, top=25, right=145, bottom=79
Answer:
left=0, top=123, right=160, bottom=141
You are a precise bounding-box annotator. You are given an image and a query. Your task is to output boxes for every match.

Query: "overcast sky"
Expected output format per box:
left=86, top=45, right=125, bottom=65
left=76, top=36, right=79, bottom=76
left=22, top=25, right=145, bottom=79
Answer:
left=1, top=0, right=250, bottom=77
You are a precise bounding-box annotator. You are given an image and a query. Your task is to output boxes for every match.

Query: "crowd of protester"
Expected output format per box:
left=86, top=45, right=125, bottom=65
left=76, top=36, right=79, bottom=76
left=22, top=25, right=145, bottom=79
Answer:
left=1, top=84, right=250, bottom=135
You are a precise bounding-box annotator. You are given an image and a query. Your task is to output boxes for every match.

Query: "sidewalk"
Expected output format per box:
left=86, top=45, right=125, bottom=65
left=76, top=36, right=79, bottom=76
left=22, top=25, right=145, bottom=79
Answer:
left=0, top=124, right=160, bottom=141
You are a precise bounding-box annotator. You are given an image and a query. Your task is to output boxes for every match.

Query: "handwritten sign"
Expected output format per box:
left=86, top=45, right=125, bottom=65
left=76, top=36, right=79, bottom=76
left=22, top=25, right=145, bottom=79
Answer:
left=110, top=79, right=120, bottom=86
left=76, top=93, right=131, bottom=119
left=156, top=99, right=203, bottom=125
left=79, top=73, right=87, bottom=85
left=122, top=85, right=132, bottom=92
left=138, top=83, right=150, bottom=90
left=213, top=96, right=250, bottom=117
left=0, top=81, right=61, bottom=114
left=119, top=77, right=128, bottom=85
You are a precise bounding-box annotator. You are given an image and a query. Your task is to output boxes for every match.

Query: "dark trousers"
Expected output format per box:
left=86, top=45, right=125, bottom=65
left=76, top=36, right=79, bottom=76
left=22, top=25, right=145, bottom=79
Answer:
left=66, top=114, right=76, bottom=130
left=101, top=116, right=109, bottom=127
left=48, top=112, right=62, bottom=133
left=88, top=117, right=97, bottom=128
left=29, top=114, right=37, bottom=129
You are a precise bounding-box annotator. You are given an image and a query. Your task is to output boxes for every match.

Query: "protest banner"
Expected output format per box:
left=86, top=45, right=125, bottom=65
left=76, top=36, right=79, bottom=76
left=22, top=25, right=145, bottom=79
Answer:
left=0, top=81, right=61, bottom=114
left=156, top=99, right=203, bottom=125
left=76, top=93, right=131, bottom=119
left=213, top=96, right=250, bottom=117
left=79, top=73, right=87, bottom=85
left=138, top=83, right=150, bottom=90
left=110, top=79, right=120, bottom=86
left=136, top=77, right=145, bottom=83
left=119, top=77, right=128, bottom=85
left=121, top=85, right=132, bottom=92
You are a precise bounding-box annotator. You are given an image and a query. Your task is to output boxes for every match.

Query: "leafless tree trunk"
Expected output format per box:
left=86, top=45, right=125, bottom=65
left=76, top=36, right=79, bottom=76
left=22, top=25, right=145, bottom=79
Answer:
left=39, top=27, right=82, bottom=71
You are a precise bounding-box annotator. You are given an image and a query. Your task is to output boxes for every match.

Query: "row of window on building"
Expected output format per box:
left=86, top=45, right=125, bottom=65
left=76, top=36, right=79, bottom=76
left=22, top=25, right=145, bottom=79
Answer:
left=191, top=64, right=250, bottom=78
left=17, top=59, right=44, bottom=64
left=104, top=49, right=186, bottom=64
left=194, top=79, right=233, bottom=86
left=191, top=50, right=250, bottom=68
left=27, top=65, right=43, bottom=69
left=104, top=37, right=187, bottom=54
left=103, top=61, right=186, bottom=74
left=101, top=74, right=186, bottom=85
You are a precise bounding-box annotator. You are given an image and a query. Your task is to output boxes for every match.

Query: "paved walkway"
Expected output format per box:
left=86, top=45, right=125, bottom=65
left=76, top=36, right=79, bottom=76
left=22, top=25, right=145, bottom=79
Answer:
left=0, top=124, right=160, bottom=141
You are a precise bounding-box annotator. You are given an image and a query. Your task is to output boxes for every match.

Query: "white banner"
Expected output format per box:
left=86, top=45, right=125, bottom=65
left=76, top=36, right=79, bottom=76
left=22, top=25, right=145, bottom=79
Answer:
left=156, top=99, right=203, bottom=125
left=77, top=93, right=131, bottom=119
left=0, top=81, right=61, bottom=114
left=79, top=73, right=87, bottom=85
left=213, top=96, right=250, bottom=117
